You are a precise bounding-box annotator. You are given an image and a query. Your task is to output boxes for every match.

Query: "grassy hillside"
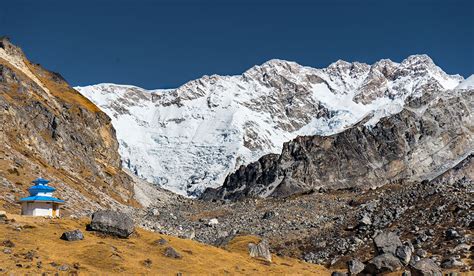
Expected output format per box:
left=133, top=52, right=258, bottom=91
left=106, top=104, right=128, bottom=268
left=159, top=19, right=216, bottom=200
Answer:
left=0, top=37, right=138, bottom=216
left=0, top=214, right=330, bottom=275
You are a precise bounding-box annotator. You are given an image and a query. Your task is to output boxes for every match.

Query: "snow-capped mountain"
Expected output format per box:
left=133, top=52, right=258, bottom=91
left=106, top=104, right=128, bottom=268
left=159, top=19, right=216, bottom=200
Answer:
left=76, top=55, right=463, bottom=196
left=456, top=74, right=474, bottom=90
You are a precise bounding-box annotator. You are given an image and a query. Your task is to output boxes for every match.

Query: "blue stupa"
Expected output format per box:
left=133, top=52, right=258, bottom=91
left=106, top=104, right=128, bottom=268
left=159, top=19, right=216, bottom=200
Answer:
left=19, top=178, right=64, bottom=217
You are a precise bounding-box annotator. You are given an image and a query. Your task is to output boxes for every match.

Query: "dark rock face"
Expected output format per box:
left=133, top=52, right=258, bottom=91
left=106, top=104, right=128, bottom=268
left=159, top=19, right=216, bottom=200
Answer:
left=410, top=258, right=442, bottom=276
left=60, top=230, right=84, bottom=241
left=89, top=210, right=135, bottom=238
left=200, top=154, right=280, bottom=201
left=202, top=90, right=473, bottom=200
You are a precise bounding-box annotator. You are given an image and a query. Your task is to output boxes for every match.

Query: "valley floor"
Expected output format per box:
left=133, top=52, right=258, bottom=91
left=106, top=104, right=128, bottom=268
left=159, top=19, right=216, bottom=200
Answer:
left=0, top=214, right=330, bottom=275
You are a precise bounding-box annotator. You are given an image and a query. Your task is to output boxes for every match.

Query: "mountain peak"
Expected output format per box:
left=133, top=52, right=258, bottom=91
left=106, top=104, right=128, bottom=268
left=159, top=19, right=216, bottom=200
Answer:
left=260, top=58, right=297, bottom=66
left=327, top=59, right=353, bottom=68
left=0, top=36, right=25, bottom=60
left=403, top=54, right=434, bottom=64
left=251, top=59, right=302, bottom=73
left=400, top=54, right=438, bottom=72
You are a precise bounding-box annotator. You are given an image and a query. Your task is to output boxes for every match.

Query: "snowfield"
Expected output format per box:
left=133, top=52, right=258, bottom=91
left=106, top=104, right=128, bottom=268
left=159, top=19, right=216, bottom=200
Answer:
left=76, top=55, right=463, bottom=196
left=456, top=74, right=474, bottom=90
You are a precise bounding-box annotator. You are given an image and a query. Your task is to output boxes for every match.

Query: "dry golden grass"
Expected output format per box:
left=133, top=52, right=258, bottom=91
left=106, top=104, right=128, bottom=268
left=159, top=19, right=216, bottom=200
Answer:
left=0, top=214, right=330, bottom=275
left=26, top=60, right=102, bottom=113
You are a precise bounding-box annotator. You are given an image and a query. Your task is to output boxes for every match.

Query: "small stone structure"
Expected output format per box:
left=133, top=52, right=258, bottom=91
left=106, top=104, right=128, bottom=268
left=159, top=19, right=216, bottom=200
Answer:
left=19, top=178, right=64, bottom=217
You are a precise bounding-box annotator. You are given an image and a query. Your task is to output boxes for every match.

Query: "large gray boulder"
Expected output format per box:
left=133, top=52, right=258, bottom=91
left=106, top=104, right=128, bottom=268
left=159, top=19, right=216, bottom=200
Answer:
left=60, top=229, right=84, bottom=241
left=410, top=258, right=442, bottom=276
left=248, top=239, right=272, bottom=262
left=89, top=210, right=135, bottom=238
left=164, top=246, right=182, bottom=259
left=374, top=232, right=402, bottom=254
left=365, top=253, right=403, bottom=274
left=396, top=242, right=414, bottom=265
left=347, top=259, right=365, bottom=275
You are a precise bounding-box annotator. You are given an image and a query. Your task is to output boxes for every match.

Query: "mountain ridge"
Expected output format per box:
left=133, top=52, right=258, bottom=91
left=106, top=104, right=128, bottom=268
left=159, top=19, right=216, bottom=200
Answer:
left=202, top=88, right=473, bottom=200
left=76, top=55, right=464, bottom=196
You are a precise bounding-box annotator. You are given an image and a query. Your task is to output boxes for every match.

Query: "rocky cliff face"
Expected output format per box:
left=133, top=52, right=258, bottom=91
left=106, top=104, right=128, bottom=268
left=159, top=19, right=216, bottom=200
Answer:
left=202, top=88, right=473, bottom=200
left=0, top=37, right=136, bottom=215
left=77, top=55, right=463, bottom=196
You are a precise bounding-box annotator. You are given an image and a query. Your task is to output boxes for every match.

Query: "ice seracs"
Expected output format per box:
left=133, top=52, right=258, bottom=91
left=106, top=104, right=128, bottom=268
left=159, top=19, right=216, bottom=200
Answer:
left=76, top=55, right=463, bottom=197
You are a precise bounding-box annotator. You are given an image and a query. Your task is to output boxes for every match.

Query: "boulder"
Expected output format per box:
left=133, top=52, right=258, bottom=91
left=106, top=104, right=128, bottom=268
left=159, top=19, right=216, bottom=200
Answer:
left=396, top=242, right=414, bottom=265
left=445, top=228, right=461, bottom=240
left=452, top=243, right=470, bottom=253
left=0, top=211, right=6, bottom=220
left=347, top=259, right=365, bottom=275
left=359, top=213, right=372, bottom=226
left=331, top=272, right=348, bottom=276
left=365, top=253, right=403, bottom=274
left=410, top=258, right=442, bottom=276
left=415, top=249, right=428, bottom=258
left=248, top=239, right=272, bottom=262
left=153, top=238, right=168, bottom=246
left=60, top=230, right=84, bottom=241
left=142, top=258, right=152, bottom=268
left=2, top=240, right=15, bottom=247
left=164, top=247, right=182, bottom=259
left=207, top=218, right=219, bottom=226
left=440, top=257, right=465, bottom=269
left=58, top=264, right=69, bottom=271
left=178, top=228, right=196, bottom=240
left=373, top=232, right=402, bottom=254
left=89, top=210, right=135, bottom=238
left=150, top=208, right=160, bottom=217
left=262, top=211, right=277, bottom=219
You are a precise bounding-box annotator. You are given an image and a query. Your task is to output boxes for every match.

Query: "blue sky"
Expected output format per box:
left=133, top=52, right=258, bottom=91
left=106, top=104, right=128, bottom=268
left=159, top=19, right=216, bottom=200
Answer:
left=1, top=0, right=473, bottom=89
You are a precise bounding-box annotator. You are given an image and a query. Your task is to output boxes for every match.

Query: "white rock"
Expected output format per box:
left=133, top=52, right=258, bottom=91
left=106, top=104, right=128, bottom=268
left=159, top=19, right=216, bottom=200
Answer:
left=208, top=218, right=219, bottom=226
